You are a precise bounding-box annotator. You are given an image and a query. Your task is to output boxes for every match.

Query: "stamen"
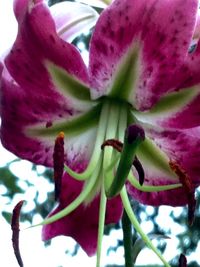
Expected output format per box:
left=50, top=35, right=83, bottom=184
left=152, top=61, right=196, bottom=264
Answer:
left=103, top=102, right=121, bottom=190
left=53, top=132, right=64, bottom=201
left=178, top=253, right=187, bottom=267
left=101, top=139, right=123, bottom=152
left=11, top=201, right=25, bottom=267
left=128, top=172, right=182, bottom=192
left=106, top=124, right=145, bottom=198
left=133, top=156, right=145, bottom=186
left=169, top=161, right=196, bottom=225
left=31, top=159, right=102, bottom=227
left=96, top=181, right=107, bottom=267
left=64, top=101, right=110, bottom=181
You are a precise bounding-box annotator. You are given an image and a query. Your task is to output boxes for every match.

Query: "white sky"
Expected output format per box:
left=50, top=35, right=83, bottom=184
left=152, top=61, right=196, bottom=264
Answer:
left=0, top=1, right=199, bottom=266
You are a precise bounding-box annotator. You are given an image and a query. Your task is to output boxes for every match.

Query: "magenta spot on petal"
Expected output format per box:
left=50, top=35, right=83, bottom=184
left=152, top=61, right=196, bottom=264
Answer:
left=46, top=121, right=52, bottom=128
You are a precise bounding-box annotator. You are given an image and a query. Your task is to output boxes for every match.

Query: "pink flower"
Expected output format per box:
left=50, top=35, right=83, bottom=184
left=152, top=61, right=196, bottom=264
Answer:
left=1, top=0, right=200, bottom=266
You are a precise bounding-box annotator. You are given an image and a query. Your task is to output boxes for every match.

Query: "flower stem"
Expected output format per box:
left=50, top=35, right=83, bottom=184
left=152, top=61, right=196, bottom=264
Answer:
left=96, top=182, right=107, bottom=267
left=120, top=187, right=171, bottom=267
left=122, top=210, right=133, bottom=267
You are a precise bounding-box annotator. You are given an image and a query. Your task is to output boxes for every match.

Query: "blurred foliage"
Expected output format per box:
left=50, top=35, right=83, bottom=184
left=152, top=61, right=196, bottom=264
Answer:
left=0, top=159, right=199, bottom=266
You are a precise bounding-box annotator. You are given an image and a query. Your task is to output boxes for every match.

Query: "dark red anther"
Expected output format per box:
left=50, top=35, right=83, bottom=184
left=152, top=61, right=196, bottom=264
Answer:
left=11, top=200, right=25, bottom=267
left=169, top=161, right=196, bottom=225
left=178, top=253, right=187, bottom=267
left=53, top=132, right=65, bottom=201
left=133, top=156, right=145, bottom=186
left=101, top=139, right=123, bottom=152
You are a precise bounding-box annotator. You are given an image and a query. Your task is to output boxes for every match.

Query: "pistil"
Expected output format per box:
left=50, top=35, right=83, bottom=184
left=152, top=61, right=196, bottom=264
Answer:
left=106, top=124, right=145, bottom=197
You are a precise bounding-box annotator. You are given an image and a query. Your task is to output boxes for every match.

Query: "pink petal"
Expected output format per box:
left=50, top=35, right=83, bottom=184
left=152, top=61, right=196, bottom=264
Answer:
left=147, top=127, right=200, bottom=185
left=135, top=0, right=198, bottom=110
left=88, top=0, right=198, bottom=107
left=89, top=0, right=154, bottom=99
left=155, top=91, right=200, bottom=129
left=50, top=2, right=99, bottom=42
left=42, top=171, right=123, bottom=256
left=127, top=181, right=189, bottom=207
left=1, top=0, right=95, bottom=166
left=135, top=85, right=200, bottom=129
left=0, top=70, right=95, bottom=166
left=7, top=0, right=88, bottom=93
left=128, top=126, right=200, bottom=206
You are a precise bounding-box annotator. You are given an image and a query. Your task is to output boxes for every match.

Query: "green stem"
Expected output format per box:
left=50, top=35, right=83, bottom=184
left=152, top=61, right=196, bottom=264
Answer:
left=122, top=210, right=133, bottom=267
left=120, top=187, right=171, bottom=267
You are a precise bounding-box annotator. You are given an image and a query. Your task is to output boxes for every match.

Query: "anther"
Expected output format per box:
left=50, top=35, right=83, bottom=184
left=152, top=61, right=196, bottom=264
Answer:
left=133, top=156, right=145, bottom=186
left=101, top=139, right=123, bottom=152
left=169, top=161, right=196, bottom=225
left=53, top=132, right=65, bottom=201
left=11, top=200, right=25, bottom=267
left=178, top=253, right=187, bottom=267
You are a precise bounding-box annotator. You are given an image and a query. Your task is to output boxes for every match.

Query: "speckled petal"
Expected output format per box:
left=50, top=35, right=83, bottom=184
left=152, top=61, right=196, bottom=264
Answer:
left=127, top=126, right=200, bottom=206
left=135, top=85, right=200, bottom=129
left=89, top=0, right=198, bottom=107
left=42, top=171, right=123, bottom=256
left=0, top=0, right=96, bottom=166
left=89, top=0, right=154, bottom=99
left=155, top=91, right=200, bottom=129
left=0, top=70, right=96, bottom=166
left=6, top=0, right=88, bottom=93
left=0, top=89, right=90, bottom=169
left=146, top=126, right=200, bottom=186
left=135, top=0, right=198, bottom=110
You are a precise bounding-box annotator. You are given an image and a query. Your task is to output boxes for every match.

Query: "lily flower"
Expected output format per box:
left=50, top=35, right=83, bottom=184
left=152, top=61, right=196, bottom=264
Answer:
left=1, top=0, right=200, bottom=266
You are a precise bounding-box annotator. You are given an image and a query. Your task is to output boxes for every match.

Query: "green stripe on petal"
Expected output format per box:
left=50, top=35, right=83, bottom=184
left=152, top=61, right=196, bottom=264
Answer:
left=47, top=62, right=91, bottom=101
left=28, top=104, right=102, bottom=137
left=134, top=85, right=199, bottom=118
left=109, top=45, right=139, bottom=101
